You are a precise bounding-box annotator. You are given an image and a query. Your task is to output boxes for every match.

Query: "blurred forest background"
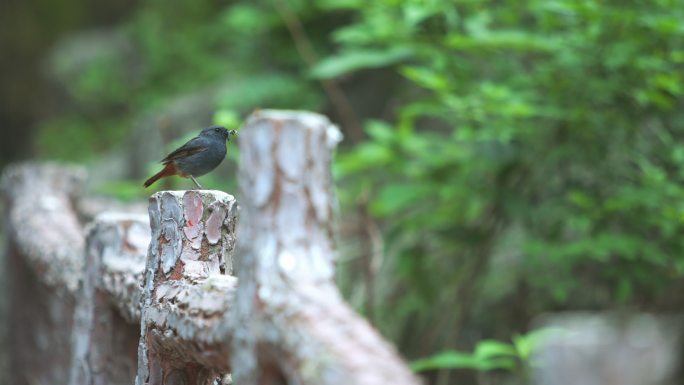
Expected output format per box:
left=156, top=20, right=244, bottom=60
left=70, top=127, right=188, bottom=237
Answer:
left=2, top=0, right=684, bottom=383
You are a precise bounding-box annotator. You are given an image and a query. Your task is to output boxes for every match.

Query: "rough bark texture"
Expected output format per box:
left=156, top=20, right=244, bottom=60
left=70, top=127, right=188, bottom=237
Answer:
left=229, top=110, right=419, bottom=385
left=2, top=163, right=86, bottom=385
left=137, top=190, right=238, bottom=385
left=2, top=163, right=86, bottom=292
left=69, top=213, right=150, bottom=385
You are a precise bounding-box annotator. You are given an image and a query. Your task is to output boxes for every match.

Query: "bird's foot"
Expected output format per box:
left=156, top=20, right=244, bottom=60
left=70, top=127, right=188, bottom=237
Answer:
left=189, top=175, right=203, bottom=189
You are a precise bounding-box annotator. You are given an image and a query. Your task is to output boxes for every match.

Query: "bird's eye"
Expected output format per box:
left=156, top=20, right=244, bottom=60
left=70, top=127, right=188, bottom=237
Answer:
left=215, top=127, right=220, bottom=132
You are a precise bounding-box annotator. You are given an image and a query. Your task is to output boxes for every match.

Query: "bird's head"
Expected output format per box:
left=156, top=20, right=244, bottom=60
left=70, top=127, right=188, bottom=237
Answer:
left=202, top=125, right=238, bottom=141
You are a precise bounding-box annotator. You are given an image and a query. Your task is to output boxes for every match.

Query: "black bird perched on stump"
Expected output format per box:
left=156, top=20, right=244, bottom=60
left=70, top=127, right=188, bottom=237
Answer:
left=143, top=125, right=237, bottom=189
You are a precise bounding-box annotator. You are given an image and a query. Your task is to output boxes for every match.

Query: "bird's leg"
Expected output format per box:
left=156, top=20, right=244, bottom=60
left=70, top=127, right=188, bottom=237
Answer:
left=189, top=175, right=203, bottom=189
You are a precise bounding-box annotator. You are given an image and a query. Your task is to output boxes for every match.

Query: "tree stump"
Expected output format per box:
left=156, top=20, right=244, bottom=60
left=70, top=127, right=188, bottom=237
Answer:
left=137, top=190, right=238, bottom=385
left=229, top=110, right=419, bottom=385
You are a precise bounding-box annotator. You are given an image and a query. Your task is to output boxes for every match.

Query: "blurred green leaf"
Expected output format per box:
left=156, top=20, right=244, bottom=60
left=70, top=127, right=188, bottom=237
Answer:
left=213, top=109, right=241, bottom=129
left=371, top=183, right=432, bottom=216
left=310, top=46, right=414, bottom=78
left=474, top=340, right=518, bottom=358
left=365, top=120, right=395, bottom=142
left=411, top=351, right=482, bottom=372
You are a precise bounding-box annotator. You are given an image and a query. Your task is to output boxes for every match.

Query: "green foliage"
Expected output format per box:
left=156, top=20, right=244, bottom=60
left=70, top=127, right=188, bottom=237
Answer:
left=411, top=328, right=561, bottom=373
left=38, top=0, right=325, bottom=163
left=411, top=341, right=518, bottom=372
left=326, top=0, right=684, bottom=361
left=310, top=46, right=413, bottom=78
left=213, top=109, right=242, bottom=130
left=93, top=180, right=148, bottom=202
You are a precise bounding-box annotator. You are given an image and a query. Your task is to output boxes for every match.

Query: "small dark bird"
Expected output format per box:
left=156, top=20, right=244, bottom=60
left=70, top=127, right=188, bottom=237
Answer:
left=143, top=126, right=237, bottom=189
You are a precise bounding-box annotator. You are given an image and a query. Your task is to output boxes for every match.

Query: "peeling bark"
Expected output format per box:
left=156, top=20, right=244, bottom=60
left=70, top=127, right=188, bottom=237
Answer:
left=229, top=110, right=419, bottom=385
left=138, top=190, right=238, bottom=385
left=69, top=213, right=149, bottom=385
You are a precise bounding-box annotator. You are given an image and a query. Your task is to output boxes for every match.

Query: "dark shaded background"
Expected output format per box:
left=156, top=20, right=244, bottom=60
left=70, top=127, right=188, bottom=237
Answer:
left=0, top=0, right=138, bottom=165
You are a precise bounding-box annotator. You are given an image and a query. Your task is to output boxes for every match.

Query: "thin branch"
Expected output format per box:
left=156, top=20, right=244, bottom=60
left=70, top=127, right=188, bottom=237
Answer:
left=272, top=0, right=364, bottom=144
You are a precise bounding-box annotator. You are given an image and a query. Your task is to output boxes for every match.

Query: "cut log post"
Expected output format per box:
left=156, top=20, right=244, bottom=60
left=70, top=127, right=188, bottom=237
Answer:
left=228, top=110, right=419, bottom=384
left=137, top=190, right=238, bottom=385
left=2, top=163, right=86, bottom=385
left=68, top=213, right=149, bottom=385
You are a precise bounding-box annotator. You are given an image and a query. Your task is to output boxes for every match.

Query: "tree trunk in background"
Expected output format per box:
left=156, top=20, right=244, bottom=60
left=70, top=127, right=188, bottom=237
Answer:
left=229, top=110, right=419, bottom=385
left=69, top=213, right=149, bottom=385
left=2, top=164, right=86, bottom=385
left=6, top=240, right=76, bottom=384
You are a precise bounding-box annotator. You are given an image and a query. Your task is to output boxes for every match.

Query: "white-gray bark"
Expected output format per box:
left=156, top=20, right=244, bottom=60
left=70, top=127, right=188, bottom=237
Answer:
left=2, top=163, right=86, bottom=293
left=69, top=213, right=149, bottom=385
left=137, top=190, right=238, bottom=385
left=229, top=110, right=419, bottom=385
left=2, top=163, right=86, bottom=385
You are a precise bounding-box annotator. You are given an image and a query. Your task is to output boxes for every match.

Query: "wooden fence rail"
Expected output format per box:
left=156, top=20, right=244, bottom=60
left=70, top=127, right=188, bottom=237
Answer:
left=2, top=110, right=419, bottom=385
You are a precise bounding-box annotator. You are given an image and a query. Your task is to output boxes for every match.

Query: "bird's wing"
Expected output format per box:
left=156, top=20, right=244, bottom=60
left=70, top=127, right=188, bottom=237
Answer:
left=160, top=137, right=208, bottom=163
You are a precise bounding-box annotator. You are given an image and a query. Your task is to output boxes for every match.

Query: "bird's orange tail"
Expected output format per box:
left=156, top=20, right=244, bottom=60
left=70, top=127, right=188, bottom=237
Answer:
left=143, top=163, right=176, bottom=188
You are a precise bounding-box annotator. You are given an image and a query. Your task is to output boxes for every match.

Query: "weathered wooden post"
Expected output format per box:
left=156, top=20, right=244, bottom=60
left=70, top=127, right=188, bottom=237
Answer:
left=69, top=213, right=149, bottom=385
left=2, top=164, right=86, bottom=385
left=229, top=110, right=419, bottom=384
left=137, top=190, right=238, bottom=385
